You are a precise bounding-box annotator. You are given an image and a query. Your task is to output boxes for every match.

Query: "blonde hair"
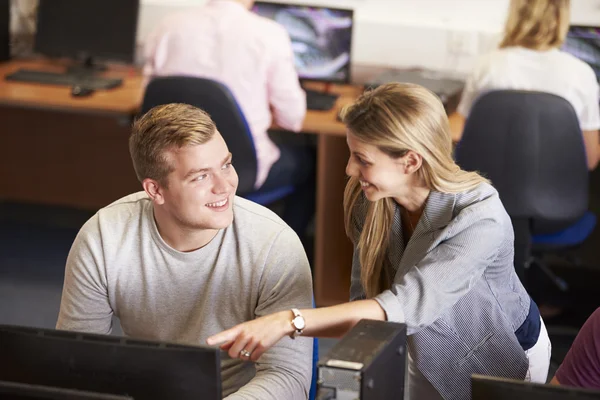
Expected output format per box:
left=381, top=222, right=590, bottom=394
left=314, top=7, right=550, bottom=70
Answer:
left=499, top=0, right=570, bottom=50
left=342, top=83, right=488, bottom=298
left=129, top=103, right=216, bottom=185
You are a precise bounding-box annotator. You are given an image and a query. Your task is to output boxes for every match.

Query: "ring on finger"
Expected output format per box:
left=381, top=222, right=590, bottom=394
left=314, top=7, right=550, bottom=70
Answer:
left=240, top=349, right=251, bottom=358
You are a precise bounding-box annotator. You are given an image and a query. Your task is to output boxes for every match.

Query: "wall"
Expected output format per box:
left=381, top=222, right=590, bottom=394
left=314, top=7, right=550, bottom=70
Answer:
left=138, top=0, right=600, bottom=76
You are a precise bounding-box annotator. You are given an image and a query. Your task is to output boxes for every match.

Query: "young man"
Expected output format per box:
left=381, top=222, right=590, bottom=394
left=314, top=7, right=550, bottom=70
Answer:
left=143, top=0, right=315, bottom=243
left=56, top=104, right=314, bottom=400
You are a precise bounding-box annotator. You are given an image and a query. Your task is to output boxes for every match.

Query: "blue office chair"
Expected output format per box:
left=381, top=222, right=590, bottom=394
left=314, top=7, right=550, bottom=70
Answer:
left=141, top=76, right=295, bottom=205
left=455, top=90, right=596, bottom=291
left=310, top=336, right=319, bottom=400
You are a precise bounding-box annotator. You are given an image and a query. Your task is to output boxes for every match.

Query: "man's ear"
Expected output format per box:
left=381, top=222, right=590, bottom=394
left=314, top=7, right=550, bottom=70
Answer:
left=403, top=151, right=423, bottom=175
left=143, top=178, right=166, bottom=205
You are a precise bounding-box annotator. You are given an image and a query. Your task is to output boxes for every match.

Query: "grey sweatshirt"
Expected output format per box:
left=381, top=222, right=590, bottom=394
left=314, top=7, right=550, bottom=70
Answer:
left=56, top=192, right=313, bottom=399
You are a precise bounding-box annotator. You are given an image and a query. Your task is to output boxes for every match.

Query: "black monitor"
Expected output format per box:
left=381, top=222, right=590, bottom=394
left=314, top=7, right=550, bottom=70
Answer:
left=252, top=1, right=354, bottom=83
left=0, top=325, right=221, bottom=400
left=472, top=374, right=600, bottom=399
left=0, top=380, right=133, bottom=400
left=562, top=26, right=600, bottom=91
left=34, top=0, right=140, bottom=71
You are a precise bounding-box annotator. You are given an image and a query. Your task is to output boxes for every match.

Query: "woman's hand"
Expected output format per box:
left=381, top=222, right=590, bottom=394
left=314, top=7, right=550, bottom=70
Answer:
left=206, top=310, right=295, bottom=362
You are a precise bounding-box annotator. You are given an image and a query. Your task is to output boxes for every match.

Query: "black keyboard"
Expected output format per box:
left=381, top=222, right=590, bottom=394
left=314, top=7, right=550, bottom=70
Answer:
left=5, top=68, right=123, bottom=90
left=305, top=88, right=339, bottom=111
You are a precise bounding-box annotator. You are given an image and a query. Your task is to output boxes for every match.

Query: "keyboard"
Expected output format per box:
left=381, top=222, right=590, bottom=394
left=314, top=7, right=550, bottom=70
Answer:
left=5, top=68, right=123, bottom=90
left=305, top=88, right=339, bottom=111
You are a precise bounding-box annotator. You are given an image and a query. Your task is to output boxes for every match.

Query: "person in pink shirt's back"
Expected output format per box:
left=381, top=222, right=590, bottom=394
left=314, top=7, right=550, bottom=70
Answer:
left=144, top=0, right=315, bottom=244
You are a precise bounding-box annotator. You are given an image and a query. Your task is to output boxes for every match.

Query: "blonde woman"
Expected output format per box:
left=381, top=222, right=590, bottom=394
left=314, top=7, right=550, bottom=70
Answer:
left=449, top=0, right=600, bottom=169
left=208, top=83, right=551, bottom=400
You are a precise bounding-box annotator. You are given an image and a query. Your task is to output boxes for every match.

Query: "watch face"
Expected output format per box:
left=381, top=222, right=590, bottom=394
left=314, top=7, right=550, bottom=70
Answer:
left=293, top=316, right=305, bottom=330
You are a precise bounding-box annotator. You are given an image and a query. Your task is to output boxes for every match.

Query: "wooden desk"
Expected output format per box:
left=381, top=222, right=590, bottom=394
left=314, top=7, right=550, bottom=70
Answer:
left=0, top=60, right=143, bottom=116
left=0, top=59, right=144, bottom=209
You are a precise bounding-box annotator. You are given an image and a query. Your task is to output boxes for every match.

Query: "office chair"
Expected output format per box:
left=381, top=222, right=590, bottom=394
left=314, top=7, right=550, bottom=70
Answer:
left=455, top=90, right=596, bottom=291
left=141, top=76, right=295, bottom=205
left=310, top=337, right=319, bottom=400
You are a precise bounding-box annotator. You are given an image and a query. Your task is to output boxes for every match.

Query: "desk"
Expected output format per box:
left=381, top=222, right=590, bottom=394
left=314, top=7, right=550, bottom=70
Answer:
left=0, top=59, right=144, bottom=209
left=0, top=60, right=143, bottom=116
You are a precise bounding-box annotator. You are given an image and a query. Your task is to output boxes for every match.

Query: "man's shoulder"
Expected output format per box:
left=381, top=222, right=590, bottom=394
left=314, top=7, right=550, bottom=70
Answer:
left=246, top=11, right=286, bottom=33
left=232, top=196, right=288, bottom=231
left=85, top=192, right=149, bottom=232
left=243, top=11, right=290, bottom=46
left=101, top=192, right=150, bottom=216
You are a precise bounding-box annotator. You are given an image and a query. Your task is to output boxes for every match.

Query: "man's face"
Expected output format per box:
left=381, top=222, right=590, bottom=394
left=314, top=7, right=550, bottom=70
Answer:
left=158, top=131, right=239, bottom=231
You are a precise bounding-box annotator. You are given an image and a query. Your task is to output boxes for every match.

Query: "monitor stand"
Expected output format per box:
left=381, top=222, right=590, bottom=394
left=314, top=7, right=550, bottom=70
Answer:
left=66, top=56, right=107, bottom=76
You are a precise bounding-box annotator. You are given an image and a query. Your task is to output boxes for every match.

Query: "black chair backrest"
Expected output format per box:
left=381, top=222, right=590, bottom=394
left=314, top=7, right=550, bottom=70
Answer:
left=455, top=90, right=589, bottom=235
left=140, top=76, right=257, bottom=195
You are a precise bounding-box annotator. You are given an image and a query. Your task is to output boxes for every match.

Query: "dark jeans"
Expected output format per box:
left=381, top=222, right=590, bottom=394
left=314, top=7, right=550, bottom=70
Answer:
left=260, top=136, right=316, bottom=245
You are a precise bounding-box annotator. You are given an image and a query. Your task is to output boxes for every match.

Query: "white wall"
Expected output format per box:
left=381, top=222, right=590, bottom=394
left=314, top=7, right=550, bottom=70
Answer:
left=137, top=0, right=600, bottom=76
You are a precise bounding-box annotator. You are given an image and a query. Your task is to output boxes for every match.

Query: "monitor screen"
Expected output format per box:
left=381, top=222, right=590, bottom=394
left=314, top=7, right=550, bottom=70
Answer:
left=34, top=0, right=139, bottom=64
left=563, top=26, right=600, bottom=85
left=0, top=380, right=133, bottom=400
left=472, top=375, right=600, bottom=400
left=252, top=1, right=353, bottom=83
left=0, top=325, right=221, bottom=400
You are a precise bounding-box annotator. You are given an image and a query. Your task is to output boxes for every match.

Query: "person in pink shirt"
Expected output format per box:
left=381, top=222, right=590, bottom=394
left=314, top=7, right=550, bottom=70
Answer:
left=143, top=0, right=315, bottom=244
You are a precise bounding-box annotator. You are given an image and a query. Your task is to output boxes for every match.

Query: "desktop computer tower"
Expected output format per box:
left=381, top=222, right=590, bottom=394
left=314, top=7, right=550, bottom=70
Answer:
left=0, top=0, right=9, bottom=62
left=318, top=319, right=407, bottom=400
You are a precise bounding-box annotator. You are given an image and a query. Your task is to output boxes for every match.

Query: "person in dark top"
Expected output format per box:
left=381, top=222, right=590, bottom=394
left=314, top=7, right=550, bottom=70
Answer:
left=551, top=308, right=600, bottom=389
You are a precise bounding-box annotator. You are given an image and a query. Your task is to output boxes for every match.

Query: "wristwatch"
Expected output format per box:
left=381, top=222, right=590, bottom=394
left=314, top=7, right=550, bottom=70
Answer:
left=290, top=308, right=305, bottom=339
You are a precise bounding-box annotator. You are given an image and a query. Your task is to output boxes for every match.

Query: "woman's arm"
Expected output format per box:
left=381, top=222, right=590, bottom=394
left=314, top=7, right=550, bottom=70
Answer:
left=206, top=299, right=386, bottom=361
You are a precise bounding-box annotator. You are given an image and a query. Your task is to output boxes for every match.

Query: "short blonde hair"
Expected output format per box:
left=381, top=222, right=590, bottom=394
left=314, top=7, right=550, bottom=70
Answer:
left=342, top=83, right=488, bottom=298
left=500, top=0, right=570, bottom=50
left=129, top=103, right=216, bottom=185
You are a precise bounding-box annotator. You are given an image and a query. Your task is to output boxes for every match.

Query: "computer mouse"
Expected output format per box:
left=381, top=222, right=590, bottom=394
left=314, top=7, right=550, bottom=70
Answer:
left=71, top=85, right=95, bottom=97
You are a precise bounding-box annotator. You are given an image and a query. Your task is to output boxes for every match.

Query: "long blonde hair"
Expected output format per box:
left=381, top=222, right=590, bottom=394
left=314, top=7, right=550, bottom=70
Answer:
left=499, top=0, right=570, bottom=50
left=342, top=83, right=488, bottom=298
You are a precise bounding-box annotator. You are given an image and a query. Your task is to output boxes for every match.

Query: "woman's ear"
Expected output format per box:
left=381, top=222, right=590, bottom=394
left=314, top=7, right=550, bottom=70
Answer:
left=403, top=151, right=423, bottom=174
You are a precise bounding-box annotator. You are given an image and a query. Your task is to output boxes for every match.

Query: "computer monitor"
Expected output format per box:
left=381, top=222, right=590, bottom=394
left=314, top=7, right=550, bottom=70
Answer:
left=562, top=26, right=600, bottom=90
left=472, top=374, right=600, bottom=399
left=34, top=0, right=140, bottom=71
left=0, top=380, right=133, bottom=400
left=252, top=1, right=354, bottom=83
left=0, top=325, right=221, bottom=400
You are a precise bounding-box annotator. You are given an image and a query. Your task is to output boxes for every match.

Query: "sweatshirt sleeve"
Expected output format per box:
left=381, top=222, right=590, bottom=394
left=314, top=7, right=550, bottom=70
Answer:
left=225, top=227, right=313, bottom=400
left=56, top=215, right=114, bottom=334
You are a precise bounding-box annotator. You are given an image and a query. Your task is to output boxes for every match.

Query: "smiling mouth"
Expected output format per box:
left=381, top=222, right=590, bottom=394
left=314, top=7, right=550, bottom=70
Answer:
left=359, top=180, right=371, bottom=188
left=206, top=198, right=228, bottom=208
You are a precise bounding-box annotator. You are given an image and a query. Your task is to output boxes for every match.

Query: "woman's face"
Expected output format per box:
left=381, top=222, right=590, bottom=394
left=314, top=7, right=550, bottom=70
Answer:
left=345, top=131, right=416, bottom=202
